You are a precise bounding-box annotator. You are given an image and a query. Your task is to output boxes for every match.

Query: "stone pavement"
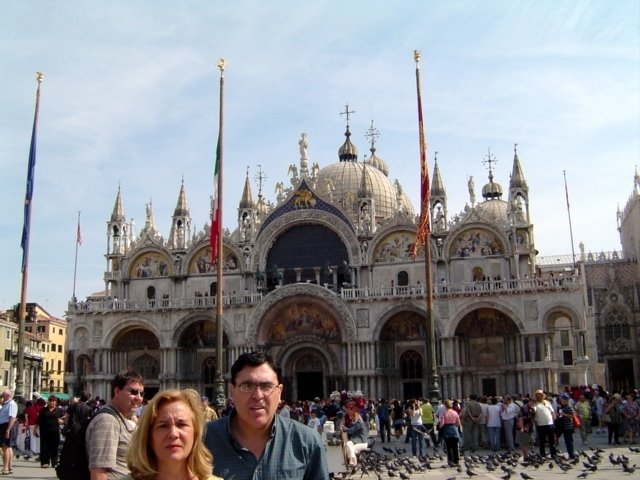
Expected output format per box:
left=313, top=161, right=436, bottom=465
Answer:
left=0, top=457, right=57, bottom=480
left=327, top=428, right=640, bottom=479
left=7, top=429, right=639, bottom=479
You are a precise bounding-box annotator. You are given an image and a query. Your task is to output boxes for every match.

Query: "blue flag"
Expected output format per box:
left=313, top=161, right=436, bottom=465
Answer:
left=21, top=75, right=42, bottom=273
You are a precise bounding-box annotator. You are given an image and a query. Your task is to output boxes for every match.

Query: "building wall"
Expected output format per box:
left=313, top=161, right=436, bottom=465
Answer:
left=21, top=304, right=67, bottom=394
left=0, top=318, right=17, bottom=389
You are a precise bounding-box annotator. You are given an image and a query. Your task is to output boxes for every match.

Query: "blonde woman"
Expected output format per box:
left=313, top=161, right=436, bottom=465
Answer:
left=120, top=389, right=221, bottom=480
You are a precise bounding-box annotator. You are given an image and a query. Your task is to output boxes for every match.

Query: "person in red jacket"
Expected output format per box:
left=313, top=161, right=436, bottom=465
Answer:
left=24, top=398, right=44, bottom=458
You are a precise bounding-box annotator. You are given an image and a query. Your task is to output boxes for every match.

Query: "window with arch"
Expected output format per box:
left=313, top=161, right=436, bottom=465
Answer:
left=147, top=286, right=156, bottom=300
left=554, top=316, right=572, bottom=347
left=604, top=308, right=630, bottom=341
left=472, top=267, right=483, bottom=282
left=397, top=271, right=409, bottom=287
left=202, top=357, right=216, bottom=384
left=400, top=350, right=423, bottom=380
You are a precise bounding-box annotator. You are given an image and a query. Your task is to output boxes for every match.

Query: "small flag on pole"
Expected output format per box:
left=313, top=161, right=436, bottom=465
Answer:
left=210, top=134, right=221, bottom=263
left=77, top=215, right=83, bottom=246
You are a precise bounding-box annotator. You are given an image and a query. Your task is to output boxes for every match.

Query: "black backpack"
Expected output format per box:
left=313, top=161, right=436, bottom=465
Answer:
left=56, top=406, right=118, bottom=480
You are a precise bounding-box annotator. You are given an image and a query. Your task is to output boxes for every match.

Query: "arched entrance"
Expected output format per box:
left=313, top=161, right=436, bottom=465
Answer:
left=113, top=328, right=161, bottom=398
left=455, top=308, right=520, bottom=395
left=400, top=350, right=423, bottom=399
left=74, top=354, right=92, bottom=393
left=257, top=293, right=347, bottom=400
left=293, top=351, right=325, bottom=401
left=201, top=356, right=217, bottom=401
left=176, top=320, right=229, bottom=392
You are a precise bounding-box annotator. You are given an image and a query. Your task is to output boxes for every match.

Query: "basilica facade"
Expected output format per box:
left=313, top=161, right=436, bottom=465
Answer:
left=65, top=125, right=604, bottom=402
left=581, top=169, right=640, bottom=392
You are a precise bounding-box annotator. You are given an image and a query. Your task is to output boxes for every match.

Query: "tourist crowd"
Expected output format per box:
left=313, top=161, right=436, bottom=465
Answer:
left=0, top=372, right=638, bottom=479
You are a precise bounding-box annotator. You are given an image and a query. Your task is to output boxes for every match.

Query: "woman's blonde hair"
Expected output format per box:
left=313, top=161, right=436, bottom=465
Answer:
left=127, top=389, right=213, bottom=480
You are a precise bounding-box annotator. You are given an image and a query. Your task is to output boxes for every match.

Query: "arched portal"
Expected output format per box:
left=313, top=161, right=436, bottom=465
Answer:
left=131, top=353, right=159, bottom=397
left=294, top=351, right=325, bottom=401
left=280, top=347, right=331, bottom=402
left=176, top=320, right=229, bottom=390
left=74, top=354, right=92, bottom=393
left=400, top=350, right=423, bottom=399
left=257, top=291, right=346, bottom=400
left=201, top=356, right=217, bottom=401
left=113, top=328, right=161, bottom=397
left=454, top=308, right=521, bottom=396
left=378, top=311, right=427, bottom=369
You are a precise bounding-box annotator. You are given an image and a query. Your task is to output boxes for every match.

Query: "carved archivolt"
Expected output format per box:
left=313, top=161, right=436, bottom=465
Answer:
left=246, top=284, right=356, bottom=344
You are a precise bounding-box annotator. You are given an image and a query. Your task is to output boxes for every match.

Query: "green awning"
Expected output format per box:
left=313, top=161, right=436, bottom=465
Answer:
left=36, top=392, right=71, bottom=401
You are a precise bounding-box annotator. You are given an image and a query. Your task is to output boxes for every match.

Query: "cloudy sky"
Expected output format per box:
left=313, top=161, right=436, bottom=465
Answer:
left=1, top=0, right=638, bottom=318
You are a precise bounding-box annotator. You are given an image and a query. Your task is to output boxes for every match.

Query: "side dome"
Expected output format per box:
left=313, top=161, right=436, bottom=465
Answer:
left=482, top=180, right=503, bottom=199
left=316, top=161, right=415, bottom=221
left=365, top=151, right=389, bottom=176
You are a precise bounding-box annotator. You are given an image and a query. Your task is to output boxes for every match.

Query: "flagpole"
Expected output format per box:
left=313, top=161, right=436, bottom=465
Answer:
left=413, top=51, right=440, bottom=401
left=563, top=170, right=576, bottom=267
left=213, top=59, right=226, bottom=411
left=16, top=72, right=44, bottom=398
left=72, top=210, right=81, bottom=302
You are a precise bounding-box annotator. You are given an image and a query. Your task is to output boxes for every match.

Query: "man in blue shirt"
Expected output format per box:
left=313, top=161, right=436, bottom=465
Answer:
left=204, top=351, right=329, bottom=479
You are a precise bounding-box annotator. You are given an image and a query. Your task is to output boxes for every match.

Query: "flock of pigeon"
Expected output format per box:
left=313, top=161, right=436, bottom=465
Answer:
left=329, top=445, right=640, bottom=479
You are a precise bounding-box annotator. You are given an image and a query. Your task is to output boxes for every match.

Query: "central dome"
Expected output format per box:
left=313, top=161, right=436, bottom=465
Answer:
left=474, top=198, right=508, bottom=224
left=316, top=161, right=415, bottom=222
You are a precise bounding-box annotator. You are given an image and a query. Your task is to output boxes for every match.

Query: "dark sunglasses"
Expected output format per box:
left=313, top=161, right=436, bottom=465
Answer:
left=125, top=387, right=144, bottom=397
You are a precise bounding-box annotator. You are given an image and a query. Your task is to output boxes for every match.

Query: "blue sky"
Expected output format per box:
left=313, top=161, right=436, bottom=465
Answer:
left=1, top=0, right=638, bottom=318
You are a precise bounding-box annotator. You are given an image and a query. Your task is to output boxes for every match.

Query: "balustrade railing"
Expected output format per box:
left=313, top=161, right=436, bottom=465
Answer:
left=340, top=276, right=581, bottom=300
left=70, top=292, right=263, bottom=313
left=70, top=275, right=581, bottom=312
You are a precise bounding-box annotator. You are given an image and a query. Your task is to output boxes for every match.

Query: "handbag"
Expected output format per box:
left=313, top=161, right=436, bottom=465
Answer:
left=572, top=413, right=581, bottom=428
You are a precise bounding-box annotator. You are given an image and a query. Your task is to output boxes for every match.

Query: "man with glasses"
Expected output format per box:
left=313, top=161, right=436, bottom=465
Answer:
left=204, top=351, right=329, bottom=479
left=86, top=369, right=144, bottom=480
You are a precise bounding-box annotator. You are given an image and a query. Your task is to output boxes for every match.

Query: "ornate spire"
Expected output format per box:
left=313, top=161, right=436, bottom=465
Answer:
left=240, top=166, right=254, bottom=208
left=169, top=180, right=191, bottom=249
left=173, top=178, right=189, bottom=216
left=509, top=143, right=527, bottom=189
left=110, top=185, right=125, bottom=222
left=358, top=156, right=373, bottom=199
left=338, top=103, right=358, bottom=162
left=431, top=152, right=446, bottom=197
